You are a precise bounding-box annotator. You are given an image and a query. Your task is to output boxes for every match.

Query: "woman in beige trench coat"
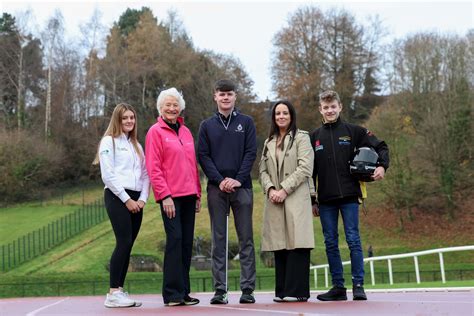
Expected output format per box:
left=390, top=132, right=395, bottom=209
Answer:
left=259, top=100, right=315, bottom=302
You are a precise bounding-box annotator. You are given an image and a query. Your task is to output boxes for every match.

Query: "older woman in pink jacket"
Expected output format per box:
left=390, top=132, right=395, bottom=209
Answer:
left=145, top=88, right=201, bottom=307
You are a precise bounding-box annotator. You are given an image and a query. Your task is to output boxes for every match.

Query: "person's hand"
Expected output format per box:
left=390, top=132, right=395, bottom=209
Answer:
left=195, top=199, right=201, bottom=213
left=312, top=204, right=320, bottom=217
left=137, top=200, right=145, bottom=210
left=162, top=197, right=175, bottom=219
left=219, top=178, right=241, bottom=193
left=270, top=189, right=288, bottom=204
left=125, top=199, right=140, bottom=213
left=224, top=178, right=241, bottom=192
left=268, top=188, right=277, bottom=203
left=372, top=166, right=385, bottom=181
left=219, top=178, right=233, bottom=193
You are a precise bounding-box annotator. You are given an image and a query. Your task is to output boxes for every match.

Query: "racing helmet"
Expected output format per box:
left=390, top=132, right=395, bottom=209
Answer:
left=349, top=147, right=379, bottom=182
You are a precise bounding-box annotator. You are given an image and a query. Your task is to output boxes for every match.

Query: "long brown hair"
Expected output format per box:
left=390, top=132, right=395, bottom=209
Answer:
left=268, top=100, right=297, bottom=149
left=92, top=103, right=143, bottom=165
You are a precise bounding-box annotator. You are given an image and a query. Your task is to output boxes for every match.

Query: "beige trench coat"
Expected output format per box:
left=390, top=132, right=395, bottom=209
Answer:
left=259, top=130, right=315, bottom=251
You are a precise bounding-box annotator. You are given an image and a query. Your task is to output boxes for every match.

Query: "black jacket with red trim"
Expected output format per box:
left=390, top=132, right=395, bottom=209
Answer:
left=310, top=117, right=389, bottom=204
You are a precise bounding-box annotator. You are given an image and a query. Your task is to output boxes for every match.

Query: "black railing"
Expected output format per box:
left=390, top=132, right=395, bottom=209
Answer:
left=0, top=269, right=473, bottom=298
left=0, top=198, right=106, bottom=272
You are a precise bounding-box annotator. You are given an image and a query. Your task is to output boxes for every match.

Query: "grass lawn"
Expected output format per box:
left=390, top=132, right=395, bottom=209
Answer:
left=0, top=186, right=104, bottom=244
left=1, top=180, right=473, bottom=298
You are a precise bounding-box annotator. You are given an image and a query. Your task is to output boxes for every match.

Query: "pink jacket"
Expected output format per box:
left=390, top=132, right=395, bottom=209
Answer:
left=145, top=116, right=201, bottom=202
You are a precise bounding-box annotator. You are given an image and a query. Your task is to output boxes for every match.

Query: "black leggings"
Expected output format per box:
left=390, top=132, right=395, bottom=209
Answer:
left=104, top=189, right=143, bottom=288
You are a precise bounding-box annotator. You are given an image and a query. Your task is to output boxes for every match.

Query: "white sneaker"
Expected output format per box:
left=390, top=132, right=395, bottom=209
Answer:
left=122, top=291, right=142, bottom=307
left=104, top=290, right=135, bottom=308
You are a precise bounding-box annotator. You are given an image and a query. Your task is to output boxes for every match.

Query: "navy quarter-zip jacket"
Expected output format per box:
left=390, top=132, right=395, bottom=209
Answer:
left=198, top=109, right=257, bottom=189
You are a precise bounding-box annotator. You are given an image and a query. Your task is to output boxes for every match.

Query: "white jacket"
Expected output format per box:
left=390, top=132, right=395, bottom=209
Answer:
left=99, top=134, right=150, bottom=203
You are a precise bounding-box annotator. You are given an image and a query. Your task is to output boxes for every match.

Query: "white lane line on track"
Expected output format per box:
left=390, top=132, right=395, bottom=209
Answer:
left=196, top=304, right=333, bottom=316
left=373, top=299, right=473, bottom=304
left=26, top=297, right=70, bottom=316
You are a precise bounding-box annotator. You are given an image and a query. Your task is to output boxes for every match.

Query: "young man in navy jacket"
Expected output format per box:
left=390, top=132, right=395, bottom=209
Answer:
left=198, top=79, right=257, bottom=304
left=310, top=90, right=389, bottom=301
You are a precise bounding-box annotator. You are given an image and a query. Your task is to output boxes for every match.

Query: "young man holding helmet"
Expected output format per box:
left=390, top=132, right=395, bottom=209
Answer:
left=310, top=90, right=389, bottom=301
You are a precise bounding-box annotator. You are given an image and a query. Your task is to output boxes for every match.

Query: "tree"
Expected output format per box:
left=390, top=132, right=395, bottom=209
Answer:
left=271, top=6, right=385, bottom=128
left=387, top=32, right=474, bottom=218
left=0, top=12, right=43, bottom=130
left=367, top=96, right=418, bottom=231
left=78, top=8, right=106, bottom=123
left=127, top=10, right=168, bottom=108
left=41, top=10, right=64, bottom=141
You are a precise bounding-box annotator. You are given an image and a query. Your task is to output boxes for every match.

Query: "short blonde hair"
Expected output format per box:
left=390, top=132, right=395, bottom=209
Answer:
left=156, top=87, right=186, bottom=115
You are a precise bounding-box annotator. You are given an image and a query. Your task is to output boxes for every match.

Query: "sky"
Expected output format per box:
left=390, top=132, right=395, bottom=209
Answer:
left=2, top=0, right=473, bottom=101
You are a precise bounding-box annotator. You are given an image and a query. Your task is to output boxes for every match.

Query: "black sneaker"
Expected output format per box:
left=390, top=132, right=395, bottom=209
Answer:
left=316, top=286, right=347, bottom=301
left=352, top=284, right=367, bottom=301
left=164, top=300, right=184, bottom=306
left=184, top=295, right=200, bottom=305
left=239, top=289, right=255, bottom=304
left=210, top=290, right=228, bottom=304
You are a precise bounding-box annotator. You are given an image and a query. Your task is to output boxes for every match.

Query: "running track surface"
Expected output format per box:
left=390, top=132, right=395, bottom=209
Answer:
left=1, top=288, right=473, bottom=316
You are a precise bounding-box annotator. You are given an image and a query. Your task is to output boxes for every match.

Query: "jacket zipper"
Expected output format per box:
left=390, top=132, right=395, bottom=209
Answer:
left=329, top=124, right=344, bottom=198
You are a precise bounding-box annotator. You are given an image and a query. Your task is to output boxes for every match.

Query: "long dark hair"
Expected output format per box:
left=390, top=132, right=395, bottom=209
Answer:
left=268, top=100, right=297, bottom=149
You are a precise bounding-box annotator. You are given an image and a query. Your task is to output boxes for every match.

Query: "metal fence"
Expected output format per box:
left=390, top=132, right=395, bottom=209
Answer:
left=311, top=245, right=474, bottom=288
left=0, top=198, right=106, bottom=272
left=0, top=269, right=473, bottom=298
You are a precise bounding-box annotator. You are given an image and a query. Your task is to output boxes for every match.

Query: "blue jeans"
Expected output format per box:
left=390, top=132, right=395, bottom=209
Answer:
left=319, top=202, right=364, bottom=287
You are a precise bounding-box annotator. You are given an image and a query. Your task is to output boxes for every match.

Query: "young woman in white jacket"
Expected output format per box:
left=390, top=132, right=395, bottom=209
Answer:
left=93, top=103, right=149, bottom=308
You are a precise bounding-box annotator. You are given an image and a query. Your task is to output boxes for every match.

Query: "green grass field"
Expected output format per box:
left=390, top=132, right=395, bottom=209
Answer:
left=0, top=181, right=473, bottom=297
left=0, top=186, right=104, bottom=244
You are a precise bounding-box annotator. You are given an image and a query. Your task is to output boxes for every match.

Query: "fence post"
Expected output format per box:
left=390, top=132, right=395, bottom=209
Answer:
left=38, top=229, right=41, bottom=254
left=13, top=240, right=16, bottom=267
left=43, top=227, right=46, bottom=252
left=18, top=237, right=21, bottom=265
left=23, top=236, right=26, bottom=263
left=32, top=230, right=36, bottom=255
left=414, top=256, right=420, bottom=284
left=8, top=243, right=11, bottom=269
left=388, top=259, right=393, bottom=285
left=51, top=222, right=54, bottom=247
left=28, top=233, right=31, bottom=259
left=370, top=260, right=375, bottom=285
left=48, top=223, right=51, bottom=248
left=439, top=252, right=446, bottom=283
left=2, top=245, right=5, bottom=271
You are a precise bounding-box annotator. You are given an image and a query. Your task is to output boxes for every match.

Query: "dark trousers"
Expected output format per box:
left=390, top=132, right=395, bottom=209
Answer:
left=104, top=189, right=143, bottom=288
left=160, top=195, right=197, bottom=303
left=274, top=249, right=311, bottom=298
left=207, top=184, right=256, bottom=292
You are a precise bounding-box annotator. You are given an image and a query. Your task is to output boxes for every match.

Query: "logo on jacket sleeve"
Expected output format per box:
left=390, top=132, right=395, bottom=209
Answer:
left=315, top=139, right=323, bottom=151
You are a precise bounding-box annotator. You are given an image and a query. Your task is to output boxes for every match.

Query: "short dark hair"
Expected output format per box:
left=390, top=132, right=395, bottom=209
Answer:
left=214, top=79, right=236, bottom=92
left=319, top=90, right=341, bottom=104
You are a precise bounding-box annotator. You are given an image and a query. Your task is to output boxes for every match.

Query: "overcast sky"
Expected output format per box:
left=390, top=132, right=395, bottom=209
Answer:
left=2, top=0, right=473, bottom=101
